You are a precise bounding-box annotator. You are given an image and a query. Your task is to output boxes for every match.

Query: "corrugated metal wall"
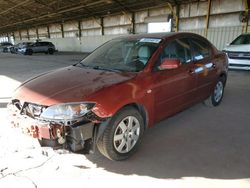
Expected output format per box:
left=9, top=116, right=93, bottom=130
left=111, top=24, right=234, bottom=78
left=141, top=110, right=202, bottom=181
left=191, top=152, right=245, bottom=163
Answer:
left=181, top=26, right=243, bottom=50
left=207, top=26, right=243, bottom=49
left=178, top=0, right=246, bottom=50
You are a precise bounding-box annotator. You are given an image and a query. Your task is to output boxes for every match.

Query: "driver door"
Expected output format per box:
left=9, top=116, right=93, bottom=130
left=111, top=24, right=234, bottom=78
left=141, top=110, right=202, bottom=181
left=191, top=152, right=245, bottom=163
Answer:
left=152, top=38, right=197, bottom=122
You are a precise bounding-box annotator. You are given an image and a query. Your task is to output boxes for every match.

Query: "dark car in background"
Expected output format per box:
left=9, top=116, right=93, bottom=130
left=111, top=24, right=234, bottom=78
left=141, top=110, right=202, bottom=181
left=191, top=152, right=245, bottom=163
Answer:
left=19, top=41, right=56, bottom=55
left=0, top=42, right=13, bottom=52
left=9, top=32, right=228, bottom=161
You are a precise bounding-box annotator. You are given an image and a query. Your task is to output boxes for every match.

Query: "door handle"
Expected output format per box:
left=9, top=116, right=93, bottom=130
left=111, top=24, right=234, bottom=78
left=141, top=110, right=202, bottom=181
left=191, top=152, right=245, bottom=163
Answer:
left=188, top=69, right=195, bottom=75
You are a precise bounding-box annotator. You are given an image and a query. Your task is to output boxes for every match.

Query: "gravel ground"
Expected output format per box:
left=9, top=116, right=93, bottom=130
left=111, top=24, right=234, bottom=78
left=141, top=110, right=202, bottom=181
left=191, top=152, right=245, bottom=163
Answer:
left=0, top=52, right=250, bottom=188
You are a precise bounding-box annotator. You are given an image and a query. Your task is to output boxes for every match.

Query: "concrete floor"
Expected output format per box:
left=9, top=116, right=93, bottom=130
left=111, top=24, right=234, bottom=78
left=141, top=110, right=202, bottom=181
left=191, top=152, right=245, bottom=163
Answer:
left=0, top=52, right=250, bottom=188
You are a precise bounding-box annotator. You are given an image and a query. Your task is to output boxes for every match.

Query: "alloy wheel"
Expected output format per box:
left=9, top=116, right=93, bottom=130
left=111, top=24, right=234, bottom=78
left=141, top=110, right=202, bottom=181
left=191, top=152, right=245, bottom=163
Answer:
left=113, top=116, right=140, bottom=153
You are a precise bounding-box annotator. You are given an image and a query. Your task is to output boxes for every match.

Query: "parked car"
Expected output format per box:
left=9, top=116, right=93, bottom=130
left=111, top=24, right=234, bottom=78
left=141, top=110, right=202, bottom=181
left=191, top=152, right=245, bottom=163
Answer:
left=18, top=41, right=56, bottom=55
left=0, top=42, right=13, bottom=52
left=10, top=42, right=34, bottom=54
left=223, top=33, right=250, bottom=70
left=8, top=32, right=228, bottom=160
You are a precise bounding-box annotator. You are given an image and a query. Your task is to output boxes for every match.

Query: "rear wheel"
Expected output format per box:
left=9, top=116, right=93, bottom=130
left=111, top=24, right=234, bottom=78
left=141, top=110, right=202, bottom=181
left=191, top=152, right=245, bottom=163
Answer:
left=204, top=76, right=226, bottom=107
left=48, top=48, right=54, bottom=55
left=97, top=107, right=144, bottom=161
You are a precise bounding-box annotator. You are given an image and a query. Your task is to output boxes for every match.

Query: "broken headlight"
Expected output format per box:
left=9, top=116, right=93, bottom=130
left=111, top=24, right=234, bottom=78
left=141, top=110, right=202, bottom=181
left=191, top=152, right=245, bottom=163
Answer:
left=40, top=102, right=95, bottom=121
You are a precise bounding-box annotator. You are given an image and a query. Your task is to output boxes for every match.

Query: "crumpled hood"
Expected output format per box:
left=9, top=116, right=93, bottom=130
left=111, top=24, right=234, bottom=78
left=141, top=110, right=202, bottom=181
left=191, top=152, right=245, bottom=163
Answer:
left=13, top=65, right=136, bottom=106
left=224, top=44, right=250, bottom=52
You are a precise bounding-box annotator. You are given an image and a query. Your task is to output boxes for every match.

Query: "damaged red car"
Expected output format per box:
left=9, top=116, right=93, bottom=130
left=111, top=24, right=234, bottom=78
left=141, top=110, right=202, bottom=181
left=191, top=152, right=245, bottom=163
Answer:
left=8, top=32, right=228, bottom=160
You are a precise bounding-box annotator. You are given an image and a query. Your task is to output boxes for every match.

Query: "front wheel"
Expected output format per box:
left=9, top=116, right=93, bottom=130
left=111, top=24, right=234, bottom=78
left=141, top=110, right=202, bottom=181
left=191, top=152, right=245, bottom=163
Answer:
left=204, top=76, right=225, bottom=107
left=97, top=107, right=144, bottom=161
left=25, top=49, right=33, bottom=55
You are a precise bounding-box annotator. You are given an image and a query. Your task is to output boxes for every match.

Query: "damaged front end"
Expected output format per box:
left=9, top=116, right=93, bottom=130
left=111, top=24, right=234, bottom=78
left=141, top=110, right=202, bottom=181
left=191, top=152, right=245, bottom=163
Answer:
left=8, top=100, right=107, bottom=153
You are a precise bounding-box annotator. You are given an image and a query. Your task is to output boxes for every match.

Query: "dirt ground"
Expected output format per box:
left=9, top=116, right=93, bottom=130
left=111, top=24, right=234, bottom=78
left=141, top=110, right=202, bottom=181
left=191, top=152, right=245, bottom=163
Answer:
left=0, top=52, right=250, bottom=188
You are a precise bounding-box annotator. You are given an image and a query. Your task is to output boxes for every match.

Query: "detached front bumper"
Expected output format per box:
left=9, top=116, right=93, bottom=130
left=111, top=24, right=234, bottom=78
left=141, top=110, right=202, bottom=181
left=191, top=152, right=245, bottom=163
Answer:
left=8, top=102, right=96, bottom=152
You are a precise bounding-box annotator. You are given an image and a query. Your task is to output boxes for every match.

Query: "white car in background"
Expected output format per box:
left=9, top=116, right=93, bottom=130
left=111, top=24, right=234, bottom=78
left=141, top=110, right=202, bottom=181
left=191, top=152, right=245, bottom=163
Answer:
left=223, top=33, right=250, bottom=70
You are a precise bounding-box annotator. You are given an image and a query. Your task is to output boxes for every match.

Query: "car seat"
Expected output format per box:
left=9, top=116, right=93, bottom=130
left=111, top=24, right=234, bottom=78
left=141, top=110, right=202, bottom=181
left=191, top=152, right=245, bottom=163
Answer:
left=138, top=46, right=151, bottom=65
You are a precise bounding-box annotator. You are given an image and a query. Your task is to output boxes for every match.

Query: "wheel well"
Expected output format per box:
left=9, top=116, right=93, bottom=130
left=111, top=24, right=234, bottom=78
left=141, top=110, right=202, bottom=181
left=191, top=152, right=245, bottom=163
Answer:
left=219, top=72, right=227, bottom=84
left=122, top=103, right=148, bottom=130
left=220, top=72, right=226, bottom=79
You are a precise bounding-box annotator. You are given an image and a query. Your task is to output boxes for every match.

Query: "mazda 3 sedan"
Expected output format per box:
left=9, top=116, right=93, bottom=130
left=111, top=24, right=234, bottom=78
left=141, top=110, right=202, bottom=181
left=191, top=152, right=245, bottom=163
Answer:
left=9, top=32, right=228, bottom=160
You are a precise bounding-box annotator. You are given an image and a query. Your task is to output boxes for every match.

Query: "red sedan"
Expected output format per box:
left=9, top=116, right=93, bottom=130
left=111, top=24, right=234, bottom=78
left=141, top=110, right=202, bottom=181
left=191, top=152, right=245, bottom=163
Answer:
left=8, top=32, right=228, bottom=160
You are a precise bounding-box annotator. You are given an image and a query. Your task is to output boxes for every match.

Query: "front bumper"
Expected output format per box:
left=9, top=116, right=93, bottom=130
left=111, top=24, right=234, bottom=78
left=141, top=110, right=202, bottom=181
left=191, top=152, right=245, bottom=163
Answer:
left=8, top=102, right=95, bottom=152
left=228, top=58, right=250, bottom=70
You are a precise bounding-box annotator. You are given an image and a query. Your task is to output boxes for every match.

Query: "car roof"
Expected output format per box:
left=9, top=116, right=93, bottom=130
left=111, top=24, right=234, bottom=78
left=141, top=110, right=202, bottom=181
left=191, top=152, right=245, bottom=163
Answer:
left=114, top=32, right=203, bottom=40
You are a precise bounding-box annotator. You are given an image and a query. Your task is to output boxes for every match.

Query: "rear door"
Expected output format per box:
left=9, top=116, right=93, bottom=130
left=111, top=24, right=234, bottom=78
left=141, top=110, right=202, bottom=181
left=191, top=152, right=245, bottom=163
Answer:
left=31, top=42, right=41, bottom=52
left=152, top=38, right=197, bottom=122
left=189, top=37, right=217, bottom=100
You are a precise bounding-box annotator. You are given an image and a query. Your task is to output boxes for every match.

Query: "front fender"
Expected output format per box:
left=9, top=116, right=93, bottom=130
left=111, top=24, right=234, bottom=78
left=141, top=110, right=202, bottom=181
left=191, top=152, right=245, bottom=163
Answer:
left=86, top=76, right=155, bottom=128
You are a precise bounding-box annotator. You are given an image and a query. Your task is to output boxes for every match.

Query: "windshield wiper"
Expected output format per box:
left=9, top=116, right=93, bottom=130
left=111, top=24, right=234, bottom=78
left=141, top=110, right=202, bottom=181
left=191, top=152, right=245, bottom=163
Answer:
left=92, top=66, right=121, bottom=73
left=76, top=63, right=122, bottom=72
left=75, top=62, right=93, bottom=68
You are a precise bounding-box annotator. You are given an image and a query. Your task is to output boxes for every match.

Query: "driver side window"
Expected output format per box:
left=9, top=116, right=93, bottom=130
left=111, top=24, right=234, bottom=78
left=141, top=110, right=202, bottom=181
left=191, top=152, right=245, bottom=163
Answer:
left=160, top=38, right=192, bottom=65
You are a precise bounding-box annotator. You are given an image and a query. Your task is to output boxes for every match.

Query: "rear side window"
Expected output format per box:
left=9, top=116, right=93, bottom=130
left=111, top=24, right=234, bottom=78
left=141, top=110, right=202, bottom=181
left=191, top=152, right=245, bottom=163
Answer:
left=41, top=42, right=49, bottom=46
left=190, top=38, right=211, bottom=61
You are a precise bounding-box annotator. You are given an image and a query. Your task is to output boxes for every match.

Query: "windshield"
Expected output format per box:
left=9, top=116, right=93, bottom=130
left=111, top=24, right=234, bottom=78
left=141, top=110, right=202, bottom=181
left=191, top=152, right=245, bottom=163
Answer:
left=231, top=34, right=250, bottom=45
left=79, top=38, right=161, bottom=72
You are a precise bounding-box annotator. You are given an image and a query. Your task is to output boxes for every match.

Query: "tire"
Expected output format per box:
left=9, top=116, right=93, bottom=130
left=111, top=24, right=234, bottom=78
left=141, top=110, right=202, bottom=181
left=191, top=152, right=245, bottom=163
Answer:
left=25, top=49, right=33, bottom=55
left=97, top=106, right=144, bottom=161
left=48, top=48, right=54, bottom=55
left=204, top=76, right=226, bottom=107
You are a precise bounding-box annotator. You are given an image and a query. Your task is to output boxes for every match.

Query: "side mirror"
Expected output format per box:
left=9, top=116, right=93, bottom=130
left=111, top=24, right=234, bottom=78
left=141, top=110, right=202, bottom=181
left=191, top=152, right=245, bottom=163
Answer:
left=159, top=58, right=181, bottom=70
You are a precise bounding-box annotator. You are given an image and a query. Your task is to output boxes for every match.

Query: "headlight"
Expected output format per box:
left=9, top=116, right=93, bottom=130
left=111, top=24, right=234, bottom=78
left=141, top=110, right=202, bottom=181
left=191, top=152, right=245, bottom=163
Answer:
left=40, top=102, right=95, bottom=121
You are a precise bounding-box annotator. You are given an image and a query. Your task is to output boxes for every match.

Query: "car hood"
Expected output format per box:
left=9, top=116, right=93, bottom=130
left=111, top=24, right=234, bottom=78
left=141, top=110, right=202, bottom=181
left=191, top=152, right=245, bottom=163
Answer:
left=13, top=65, right=136, bottom=106
left=224, top=44, right=250, bottom=52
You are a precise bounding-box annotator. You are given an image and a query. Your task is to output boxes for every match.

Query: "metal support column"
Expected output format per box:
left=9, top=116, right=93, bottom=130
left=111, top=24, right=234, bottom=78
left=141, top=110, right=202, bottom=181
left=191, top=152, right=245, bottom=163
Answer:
left=27, top=28, right=30, bottom=40
left=61, top=23, right=64, bottom=38
left=36, top=27, right=39, bottom=39
left=205, top=0, right=212, bottom=37
left=100, top=17, right=104, bottom=35
left=19, top=30, right=22, bottom=40
left=78, top=20, right=82, bottom=38
left=243, top=0, right=249, bottom=33
left=175, top=4, right=180, bottom=32
left=47, top=26, right=50, bottom=39
left=12, top=32, right=15, bottom=42
left=131, top=12, right=135, bottom=34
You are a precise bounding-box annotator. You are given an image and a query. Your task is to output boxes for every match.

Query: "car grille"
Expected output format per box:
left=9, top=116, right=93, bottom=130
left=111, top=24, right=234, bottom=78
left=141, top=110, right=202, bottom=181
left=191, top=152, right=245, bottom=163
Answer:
left=227, top=51, right=250, bottom=60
